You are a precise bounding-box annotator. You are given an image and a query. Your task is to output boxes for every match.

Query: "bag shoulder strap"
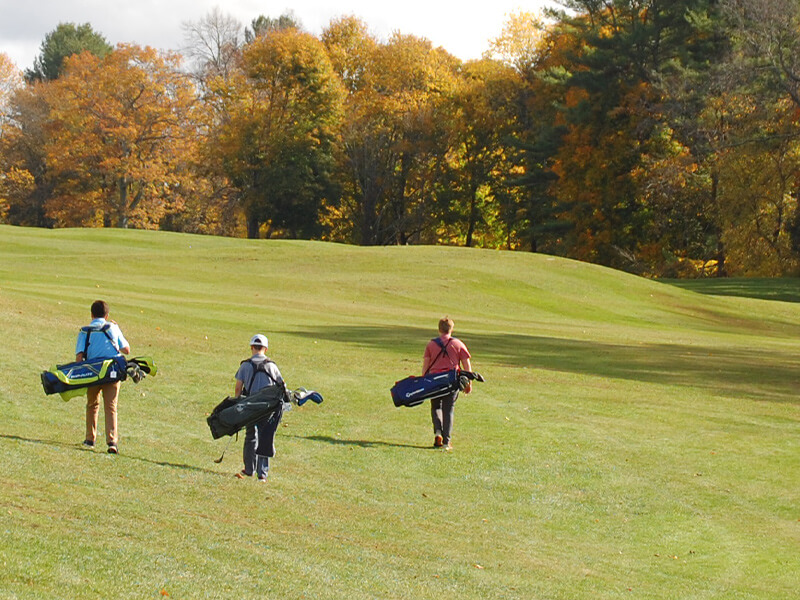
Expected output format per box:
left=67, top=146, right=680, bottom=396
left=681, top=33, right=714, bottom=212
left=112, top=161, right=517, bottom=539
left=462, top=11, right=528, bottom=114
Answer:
left=81, top=323, right=117, bottom=358
left=425, top=337, right=453, bottom=375
left=242, top=357, right=277, bottom=394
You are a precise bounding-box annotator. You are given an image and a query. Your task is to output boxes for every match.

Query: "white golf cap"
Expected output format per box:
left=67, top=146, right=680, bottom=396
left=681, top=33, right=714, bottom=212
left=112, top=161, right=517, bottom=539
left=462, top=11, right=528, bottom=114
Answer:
left=249, top=334, right=269, bottom=348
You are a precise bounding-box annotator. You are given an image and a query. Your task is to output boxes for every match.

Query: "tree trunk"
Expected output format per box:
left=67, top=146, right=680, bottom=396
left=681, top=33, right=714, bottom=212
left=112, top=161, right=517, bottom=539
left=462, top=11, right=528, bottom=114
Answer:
left=246, top=215, right=260, bottom=239
left=465, top=184, right=478, bottom=247
left=117, top=177, right=129, bottom=228
left=711, top=172, right=726, bottom=277
left=361, top=192, right=378, bottom=245
left=394, top=152, right=410, bottom=245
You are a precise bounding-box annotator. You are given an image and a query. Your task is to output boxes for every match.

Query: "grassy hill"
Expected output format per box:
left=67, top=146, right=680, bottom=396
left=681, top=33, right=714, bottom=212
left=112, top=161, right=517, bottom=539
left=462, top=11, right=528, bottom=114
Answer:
left=0, top=224, right=798, bottom=599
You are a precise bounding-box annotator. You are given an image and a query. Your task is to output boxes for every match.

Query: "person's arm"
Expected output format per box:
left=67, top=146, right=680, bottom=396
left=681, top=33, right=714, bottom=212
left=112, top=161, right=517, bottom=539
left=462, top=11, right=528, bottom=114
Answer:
left=76, top=331, right=85, bottom=362
left=269, top=363, right=284, bottom=385
left=234, top=362, right=250, bottom=397
left=461, top=356, right=473, bottom=393
left=421, top=355, right=431, bottom=376
left=114, top=324, right=130, bottom=355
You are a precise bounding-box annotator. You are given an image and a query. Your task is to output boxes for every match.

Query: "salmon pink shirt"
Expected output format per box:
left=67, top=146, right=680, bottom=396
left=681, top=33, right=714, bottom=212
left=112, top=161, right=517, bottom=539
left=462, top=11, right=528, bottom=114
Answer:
left=423, top=335, right=471, bottom=373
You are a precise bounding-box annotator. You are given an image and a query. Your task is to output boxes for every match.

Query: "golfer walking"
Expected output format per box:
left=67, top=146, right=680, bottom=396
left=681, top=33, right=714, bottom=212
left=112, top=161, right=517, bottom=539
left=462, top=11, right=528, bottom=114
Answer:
left=234, top=334, right=285, bottom=482
left=422, top=317, right=472, bottom=450
left=75, top=300, right=130, bottom=454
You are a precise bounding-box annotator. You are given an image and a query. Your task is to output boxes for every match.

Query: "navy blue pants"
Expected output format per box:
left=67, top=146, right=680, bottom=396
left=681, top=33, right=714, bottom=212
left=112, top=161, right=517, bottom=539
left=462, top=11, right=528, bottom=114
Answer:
left=242, top=404, right=283, bottom=478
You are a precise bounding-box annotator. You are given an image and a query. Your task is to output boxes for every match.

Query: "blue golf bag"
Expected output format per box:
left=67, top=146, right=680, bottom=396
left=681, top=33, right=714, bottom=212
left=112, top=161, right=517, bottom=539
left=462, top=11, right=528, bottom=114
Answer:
left=391, top=369, right=487, bottom=408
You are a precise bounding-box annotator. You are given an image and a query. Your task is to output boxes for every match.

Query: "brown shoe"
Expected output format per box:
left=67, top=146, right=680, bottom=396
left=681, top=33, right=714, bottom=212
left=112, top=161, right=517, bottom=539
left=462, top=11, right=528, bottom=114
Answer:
left=235, top=471, right=250, bottom=479
left=434, top=435, right=443, bottom=448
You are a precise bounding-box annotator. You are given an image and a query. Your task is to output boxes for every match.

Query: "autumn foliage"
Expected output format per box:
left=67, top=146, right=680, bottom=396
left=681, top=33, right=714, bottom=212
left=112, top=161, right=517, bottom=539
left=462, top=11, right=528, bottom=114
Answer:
left=2, top=2, right=800, bottom=276
left=42, top=45, right=196, bottom=228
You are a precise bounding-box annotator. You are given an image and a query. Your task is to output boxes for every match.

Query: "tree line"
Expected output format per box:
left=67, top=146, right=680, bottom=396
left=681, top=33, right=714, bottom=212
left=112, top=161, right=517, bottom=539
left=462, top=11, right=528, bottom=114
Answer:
left=1, top=0, right=799, bottom=277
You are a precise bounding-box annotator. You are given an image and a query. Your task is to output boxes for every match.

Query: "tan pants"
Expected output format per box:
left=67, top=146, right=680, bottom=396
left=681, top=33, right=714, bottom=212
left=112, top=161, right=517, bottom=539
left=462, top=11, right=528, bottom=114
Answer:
left=85, top=381, right=120, bottom=446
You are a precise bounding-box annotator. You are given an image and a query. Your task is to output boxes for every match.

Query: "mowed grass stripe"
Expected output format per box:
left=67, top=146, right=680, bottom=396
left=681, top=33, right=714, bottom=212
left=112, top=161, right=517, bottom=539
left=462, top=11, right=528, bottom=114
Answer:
left=0, top=225, right=798, bottom=599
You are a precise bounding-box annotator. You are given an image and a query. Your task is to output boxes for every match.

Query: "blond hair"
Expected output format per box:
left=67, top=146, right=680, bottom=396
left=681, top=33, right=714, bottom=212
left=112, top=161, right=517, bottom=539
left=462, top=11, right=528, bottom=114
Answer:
left=438, top=317, right=454, bottom=334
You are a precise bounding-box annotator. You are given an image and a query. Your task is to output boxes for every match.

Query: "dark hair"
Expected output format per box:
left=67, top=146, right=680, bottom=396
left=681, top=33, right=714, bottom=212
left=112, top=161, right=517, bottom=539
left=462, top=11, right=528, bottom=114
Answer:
left=91, top=300, right=109, bottom=319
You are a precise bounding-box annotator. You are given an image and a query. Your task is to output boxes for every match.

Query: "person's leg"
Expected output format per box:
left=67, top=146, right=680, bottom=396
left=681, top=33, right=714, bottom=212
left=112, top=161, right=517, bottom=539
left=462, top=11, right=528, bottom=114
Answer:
left=430, top=397, right=443, bottom=447
left=255, top=455, right=270, bottom=480
left=85, top=385, right=102, bottom=444
left=441, top=392, right=458, bottom=448
left=241, top=424, right=257, bottom=476
left=255, top=407, right=283, bottom=479
left=102, top=382, right=120, bottom=448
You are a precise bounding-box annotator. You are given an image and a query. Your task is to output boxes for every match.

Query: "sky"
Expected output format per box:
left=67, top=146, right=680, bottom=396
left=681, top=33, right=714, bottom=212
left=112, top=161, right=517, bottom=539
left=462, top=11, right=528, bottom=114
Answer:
left=0, top=0, right=559, bottom=71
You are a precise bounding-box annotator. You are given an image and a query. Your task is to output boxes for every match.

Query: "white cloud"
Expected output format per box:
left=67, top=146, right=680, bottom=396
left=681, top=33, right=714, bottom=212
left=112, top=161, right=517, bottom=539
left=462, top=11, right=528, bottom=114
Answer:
left=0, top=0, right=556, bottom=70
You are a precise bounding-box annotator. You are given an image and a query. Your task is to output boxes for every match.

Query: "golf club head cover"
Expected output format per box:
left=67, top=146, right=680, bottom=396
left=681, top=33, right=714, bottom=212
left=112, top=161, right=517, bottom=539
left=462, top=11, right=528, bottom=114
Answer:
left=293, top=389, right=324, bottom=406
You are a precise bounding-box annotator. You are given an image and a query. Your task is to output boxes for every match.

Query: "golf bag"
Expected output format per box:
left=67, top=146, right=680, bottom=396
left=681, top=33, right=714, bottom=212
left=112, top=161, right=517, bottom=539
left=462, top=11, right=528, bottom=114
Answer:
left=207, top=384, right=289, bottom=440
left=207, top=385, right=325, bottom=440
left=390, top=369, right=485, bottom=408
left=41, top=356, right=157, bottom=402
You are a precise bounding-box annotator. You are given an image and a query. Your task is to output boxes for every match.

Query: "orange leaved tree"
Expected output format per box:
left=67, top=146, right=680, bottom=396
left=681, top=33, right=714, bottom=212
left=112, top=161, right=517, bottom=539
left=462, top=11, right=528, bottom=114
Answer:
left=43, top=44, right=197, bottom=228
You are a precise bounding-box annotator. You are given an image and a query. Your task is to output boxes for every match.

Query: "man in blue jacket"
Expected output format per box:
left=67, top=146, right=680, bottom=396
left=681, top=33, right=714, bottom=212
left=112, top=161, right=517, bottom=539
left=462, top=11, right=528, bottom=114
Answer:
left=75, top=300, right=130, bottom=454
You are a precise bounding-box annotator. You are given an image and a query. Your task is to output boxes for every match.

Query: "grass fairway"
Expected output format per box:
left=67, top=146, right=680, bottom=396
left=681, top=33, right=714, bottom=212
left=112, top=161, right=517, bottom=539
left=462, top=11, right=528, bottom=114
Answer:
left=0, top=224, right=798, bottom=600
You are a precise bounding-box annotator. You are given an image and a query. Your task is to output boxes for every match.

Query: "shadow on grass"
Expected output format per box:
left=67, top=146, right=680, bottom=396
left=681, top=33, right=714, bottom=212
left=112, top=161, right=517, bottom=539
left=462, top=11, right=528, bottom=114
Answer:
left=295, top=325, right=800, bottom=404
left=124, top=454, right=229, bottom=477
left=0, top=432, right=77, bottom=451
left=666, top=278, right=800, bottom=303
left=291, top=434, right=429, bottom=450
left=0, top=433, right=227, bottom=476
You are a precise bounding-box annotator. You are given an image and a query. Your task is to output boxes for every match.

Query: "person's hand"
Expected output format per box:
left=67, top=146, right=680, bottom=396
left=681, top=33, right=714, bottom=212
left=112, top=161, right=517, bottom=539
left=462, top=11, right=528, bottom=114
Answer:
left=464, top=381, right=472, bottom=394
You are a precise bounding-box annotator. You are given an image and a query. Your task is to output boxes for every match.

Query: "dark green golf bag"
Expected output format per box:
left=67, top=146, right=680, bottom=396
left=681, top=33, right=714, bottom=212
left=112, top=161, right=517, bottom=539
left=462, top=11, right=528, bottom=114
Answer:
left=207, top=384, right=290, bottom=439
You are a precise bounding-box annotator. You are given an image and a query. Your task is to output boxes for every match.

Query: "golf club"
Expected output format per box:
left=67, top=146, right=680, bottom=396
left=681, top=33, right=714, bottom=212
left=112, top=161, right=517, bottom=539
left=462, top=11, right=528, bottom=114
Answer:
left=213, top=432, right=238, bottom=463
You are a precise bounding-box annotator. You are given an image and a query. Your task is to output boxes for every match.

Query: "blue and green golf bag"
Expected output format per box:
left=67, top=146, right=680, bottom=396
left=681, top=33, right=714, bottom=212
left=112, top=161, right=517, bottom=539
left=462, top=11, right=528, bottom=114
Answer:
left=41, top=356, right=157, bottom=401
